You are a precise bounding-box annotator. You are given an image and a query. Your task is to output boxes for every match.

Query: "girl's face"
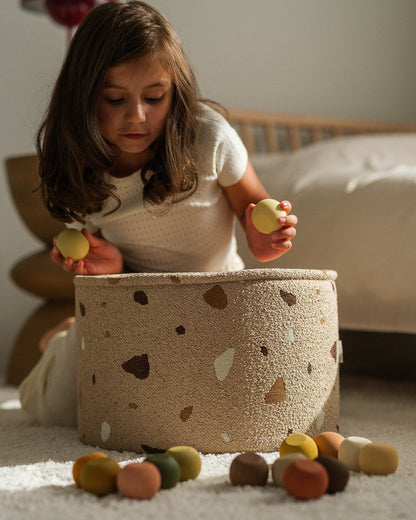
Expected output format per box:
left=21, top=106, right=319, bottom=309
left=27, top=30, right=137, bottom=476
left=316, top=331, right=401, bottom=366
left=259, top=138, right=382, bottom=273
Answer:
left=98, top=56, right=174, bottom=174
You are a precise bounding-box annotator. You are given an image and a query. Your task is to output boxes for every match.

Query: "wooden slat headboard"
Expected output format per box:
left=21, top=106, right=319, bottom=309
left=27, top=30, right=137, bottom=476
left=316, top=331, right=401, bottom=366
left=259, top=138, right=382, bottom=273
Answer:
left=227, top=108, right=416, bottom=154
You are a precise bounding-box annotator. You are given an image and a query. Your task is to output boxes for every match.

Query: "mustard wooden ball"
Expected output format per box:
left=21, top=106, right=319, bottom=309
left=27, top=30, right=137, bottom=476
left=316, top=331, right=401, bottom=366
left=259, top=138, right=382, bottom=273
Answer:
left=358, top=442, right=399, bottom=475
left=56, top=229, right=89, bottom=261
left=79, top=457, right=120, bottom=497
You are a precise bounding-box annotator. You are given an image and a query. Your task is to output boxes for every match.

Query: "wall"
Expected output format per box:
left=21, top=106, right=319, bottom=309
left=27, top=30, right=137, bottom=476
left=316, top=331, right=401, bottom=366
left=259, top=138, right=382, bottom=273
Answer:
left=1, top=0, right=416, bottom=377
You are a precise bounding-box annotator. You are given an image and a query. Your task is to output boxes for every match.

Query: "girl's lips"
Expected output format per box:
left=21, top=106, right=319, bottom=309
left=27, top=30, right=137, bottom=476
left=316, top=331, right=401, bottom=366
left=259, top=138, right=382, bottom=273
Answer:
left=121, top=133, right=147, bottom=140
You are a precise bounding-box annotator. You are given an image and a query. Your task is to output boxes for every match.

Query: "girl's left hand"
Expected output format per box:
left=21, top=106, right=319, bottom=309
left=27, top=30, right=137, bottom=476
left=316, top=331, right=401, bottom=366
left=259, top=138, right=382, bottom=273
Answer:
left=244, top=200, right=297, bottom=262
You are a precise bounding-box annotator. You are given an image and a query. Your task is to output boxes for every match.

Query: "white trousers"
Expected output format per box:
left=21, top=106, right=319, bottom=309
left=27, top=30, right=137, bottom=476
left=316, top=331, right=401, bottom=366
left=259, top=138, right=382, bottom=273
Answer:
left=19, top=321, right=78, bottom=427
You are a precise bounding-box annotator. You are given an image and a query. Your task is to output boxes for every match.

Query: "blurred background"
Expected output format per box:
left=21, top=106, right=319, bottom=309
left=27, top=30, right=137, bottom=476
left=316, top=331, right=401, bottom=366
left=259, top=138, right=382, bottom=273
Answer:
left=1, top=0, right=416, bottom=378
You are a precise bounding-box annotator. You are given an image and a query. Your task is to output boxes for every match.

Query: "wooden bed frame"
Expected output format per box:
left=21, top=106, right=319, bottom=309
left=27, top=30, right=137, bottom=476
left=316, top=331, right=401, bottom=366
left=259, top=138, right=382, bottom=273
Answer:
left=228, top=108, right=416, bottom=154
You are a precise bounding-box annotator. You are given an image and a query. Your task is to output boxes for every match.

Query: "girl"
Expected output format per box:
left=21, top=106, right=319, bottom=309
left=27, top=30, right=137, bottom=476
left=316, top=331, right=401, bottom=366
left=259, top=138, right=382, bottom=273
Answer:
left=19, top=1, right=297, bottom=426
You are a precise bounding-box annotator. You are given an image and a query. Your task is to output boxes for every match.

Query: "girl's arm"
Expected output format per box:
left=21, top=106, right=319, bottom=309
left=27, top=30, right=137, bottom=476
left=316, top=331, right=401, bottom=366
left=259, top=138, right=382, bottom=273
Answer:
left=50, top=229, right=123, bottom=275
left=222, top=159, right=297, bottom=263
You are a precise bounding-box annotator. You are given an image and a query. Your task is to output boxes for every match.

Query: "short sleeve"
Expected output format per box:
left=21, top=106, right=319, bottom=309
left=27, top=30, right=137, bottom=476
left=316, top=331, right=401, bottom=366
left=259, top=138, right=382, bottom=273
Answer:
left=215, top=123, right=248, bottom=187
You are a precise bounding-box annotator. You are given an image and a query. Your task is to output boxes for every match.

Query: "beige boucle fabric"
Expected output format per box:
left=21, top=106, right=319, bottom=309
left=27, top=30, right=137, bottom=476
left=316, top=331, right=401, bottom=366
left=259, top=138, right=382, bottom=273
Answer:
left=75, top=268, right=340, bottom=454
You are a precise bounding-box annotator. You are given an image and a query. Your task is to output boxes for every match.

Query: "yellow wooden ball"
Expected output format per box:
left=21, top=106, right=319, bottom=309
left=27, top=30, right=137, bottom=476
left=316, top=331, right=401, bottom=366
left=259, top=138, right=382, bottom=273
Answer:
left=55, top=229, right=89, bottom=261
left=279, top=433, right=319, bottom=460
left=251, top=199, right=286, bottom=234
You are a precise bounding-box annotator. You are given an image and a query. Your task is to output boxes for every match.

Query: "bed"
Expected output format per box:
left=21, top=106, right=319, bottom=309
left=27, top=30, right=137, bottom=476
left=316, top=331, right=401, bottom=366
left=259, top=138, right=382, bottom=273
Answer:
left=228, top=108, right=416, bottom=378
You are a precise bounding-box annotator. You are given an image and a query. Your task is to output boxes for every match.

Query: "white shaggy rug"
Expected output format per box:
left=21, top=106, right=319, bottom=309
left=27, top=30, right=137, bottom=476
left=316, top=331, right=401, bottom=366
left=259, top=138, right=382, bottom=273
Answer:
left=1, top=375, right=415, bottom=520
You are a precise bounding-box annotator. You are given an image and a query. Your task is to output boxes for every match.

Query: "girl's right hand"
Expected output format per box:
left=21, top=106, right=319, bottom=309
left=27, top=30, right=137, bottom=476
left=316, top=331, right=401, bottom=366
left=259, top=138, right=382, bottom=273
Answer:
left=50, top=229, right=123, bottom=275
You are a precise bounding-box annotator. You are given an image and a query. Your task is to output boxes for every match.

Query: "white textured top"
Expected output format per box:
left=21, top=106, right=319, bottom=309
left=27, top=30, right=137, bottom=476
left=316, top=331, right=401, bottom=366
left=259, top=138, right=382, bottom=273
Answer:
left=71, top=104, right=248, bottom=272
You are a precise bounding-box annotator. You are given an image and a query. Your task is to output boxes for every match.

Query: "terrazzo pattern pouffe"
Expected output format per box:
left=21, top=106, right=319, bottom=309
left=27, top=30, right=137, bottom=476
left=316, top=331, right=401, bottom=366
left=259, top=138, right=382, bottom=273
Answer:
left=75, top=268, right=341, bottom=454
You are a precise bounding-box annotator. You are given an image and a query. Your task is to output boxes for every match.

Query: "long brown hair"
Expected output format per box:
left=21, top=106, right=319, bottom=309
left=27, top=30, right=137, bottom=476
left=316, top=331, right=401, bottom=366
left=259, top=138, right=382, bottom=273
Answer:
left=37, top=1, right=200, bottom=223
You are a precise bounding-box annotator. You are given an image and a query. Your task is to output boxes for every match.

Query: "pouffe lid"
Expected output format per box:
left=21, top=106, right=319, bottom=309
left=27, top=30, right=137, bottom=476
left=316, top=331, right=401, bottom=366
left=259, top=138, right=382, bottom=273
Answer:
left=74, top=268, right=337, bottom=288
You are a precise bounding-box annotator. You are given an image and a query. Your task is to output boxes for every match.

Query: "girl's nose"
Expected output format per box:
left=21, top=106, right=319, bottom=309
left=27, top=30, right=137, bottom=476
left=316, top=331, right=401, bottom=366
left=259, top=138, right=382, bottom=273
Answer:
left=126, top=101, right=146, bottom=123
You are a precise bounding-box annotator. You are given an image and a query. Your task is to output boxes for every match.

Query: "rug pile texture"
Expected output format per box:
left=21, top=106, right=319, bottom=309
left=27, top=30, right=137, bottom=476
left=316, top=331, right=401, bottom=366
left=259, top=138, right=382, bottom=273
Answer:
left=0, top=375, right=415, bottom=520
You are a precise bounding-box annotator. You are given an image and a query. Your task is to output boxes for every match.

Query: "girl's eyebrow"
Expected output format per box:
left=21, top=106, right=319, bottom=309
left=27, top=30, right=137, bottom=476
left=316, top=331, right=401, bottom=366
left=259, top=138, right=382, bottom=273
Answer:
left=103, top=80, right=171, bottom=89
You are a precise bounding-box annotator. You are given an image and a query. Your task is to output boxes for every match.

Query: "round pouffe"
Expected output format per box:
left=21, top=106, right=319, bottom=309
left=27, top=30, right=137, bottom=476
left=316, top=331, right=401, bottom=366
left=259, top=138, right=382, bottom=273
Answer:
left=75, top=268, right=340, bottom=453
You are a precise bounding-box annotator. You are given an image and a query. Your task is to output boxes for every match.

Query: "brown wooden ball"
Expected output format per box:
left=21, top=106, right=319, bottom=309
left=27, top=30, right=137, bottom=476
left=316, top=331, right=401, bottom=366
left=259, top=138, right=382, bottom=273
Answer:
left=316, top=455, right=349, bottom=494
left=229, top=453, right=269, bottom=486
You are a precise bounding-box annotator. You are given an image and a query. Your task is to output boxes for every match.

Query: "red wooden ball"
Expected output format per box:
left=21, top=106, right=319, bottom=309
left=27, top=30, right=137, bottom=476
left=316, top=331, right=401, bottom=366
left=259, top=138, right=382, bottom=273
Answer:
left=283, top=459, right=329, bottom=500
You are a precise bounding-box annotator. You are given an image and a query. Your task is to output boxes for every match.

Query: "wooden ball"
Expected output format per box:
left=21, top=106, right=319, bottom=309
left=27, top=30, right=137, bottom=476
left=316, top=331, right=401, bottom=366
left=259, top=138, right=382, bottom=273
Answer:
left=314, top=432, right=345, bottom=458
left=117, top=462, right=161, bottom=500
left=165, top=446, right=201, bottom=481
left=272, top=453, right=307, bottom=486
left=229, top=452, right=269, bottom=486
left=280, top=433, right=318, bottom=460
left=73, top=452, right=108, bottom=488
left=316, top=455, right=349, bottom=494
left=55, top=229, right=89, bottom=261
left=145, top=453, right=181, bottom=489
left=283, top=459, right=329, bottom=500
left=251, top=199, right=286, bottom=234
left=338, top=436, right=372, bottom=471
left=359, top=443, right=399, bottom=475
left=79, top=457, right=120, bottom=496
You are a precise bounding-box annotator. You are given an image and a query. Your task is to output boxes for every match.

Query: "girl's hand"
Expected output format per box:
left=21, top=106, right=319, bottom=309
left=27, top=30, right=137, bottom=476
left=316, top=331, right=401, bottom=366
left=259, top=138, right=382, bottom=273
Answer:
left=244, top=200, right=297, bottom=262
left=50, top=229, right=123, bottom=275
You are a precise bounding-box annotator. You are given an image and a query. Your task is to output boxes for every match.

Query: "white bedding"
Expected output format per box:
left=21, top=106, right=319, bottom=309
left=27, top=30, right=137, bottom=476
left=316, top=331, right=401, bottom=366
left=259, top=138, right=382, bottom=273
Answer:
left=236, top=134, right=416, bottom=334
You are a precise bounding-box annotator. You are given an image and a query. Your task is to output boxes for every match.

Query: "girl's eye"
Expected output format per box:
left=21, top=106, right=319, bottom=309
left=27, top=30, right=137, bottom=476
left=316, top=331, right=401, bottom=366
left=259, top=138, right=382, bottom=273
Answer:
left=105, top=98, right=124, bottom=105
left=145, top=96, right=164, bottom=104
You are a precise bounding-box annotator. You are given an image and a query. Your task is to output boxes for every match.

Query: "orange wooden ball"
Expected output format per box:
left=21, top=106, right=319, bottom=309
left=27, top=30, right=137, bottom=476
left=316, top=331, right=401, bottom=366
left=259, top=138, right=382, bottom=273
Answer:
left=283, top=459, right=329, bottom=500
left=314, top=432, right=345, bottom=458
left=73, top=452, right=108, bottom=488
